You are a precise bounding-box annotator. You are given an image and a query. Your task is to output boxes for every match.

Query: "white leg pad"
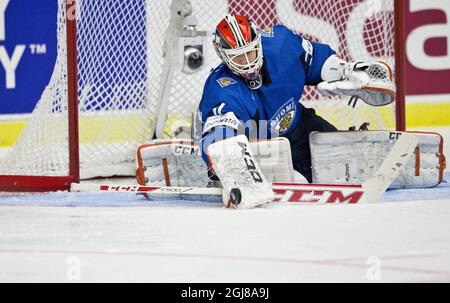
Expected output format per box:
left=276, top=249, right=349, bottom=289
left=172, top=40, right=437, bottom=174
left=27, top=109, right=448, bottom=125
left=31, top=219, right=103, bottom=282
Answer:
left=310, top=131, right=446, bottom=188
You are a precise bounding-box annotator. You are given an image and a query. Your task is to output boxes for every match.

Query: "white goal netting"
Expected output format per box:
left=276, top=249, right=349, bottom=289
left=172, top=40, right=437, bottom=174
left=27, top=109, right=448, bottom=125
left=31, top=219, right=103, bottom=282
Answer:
left=0, top=0, right=398, bottom=179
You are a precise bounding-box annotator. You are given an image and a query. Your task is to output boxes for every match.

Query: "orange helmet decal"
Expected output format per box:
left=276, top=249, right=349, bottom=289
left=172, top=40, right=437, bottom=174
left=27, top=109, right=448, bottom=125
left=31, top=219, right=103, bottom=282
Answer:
left=216, top=15, right=253, bottom=49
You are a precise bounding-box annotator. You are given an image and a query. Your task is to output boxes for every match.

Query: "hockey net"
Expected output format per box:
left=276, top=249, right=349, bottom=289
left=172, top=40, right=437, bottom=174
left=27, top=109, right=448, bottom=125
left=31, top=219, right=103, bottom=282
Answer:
left=0, top=0, right=403, bottom=189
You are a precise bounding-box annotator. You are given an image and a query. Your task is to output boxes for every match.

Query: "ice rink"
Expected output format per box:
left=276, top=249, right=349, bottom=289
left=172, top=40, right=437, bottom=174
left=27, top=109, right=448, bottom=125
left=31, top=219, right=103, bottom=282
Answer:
left=1, top=127, right=449, bottom=283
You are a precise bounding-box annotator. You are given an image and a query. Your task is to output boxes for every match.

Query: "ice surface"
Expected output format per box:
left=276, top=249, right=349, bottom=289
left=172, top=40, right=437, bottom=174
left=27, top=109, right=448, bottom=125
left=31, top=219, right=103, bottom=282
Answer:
left=0, top=173, right=449, bottom=283
left=0, top=127, right=449, bottom=282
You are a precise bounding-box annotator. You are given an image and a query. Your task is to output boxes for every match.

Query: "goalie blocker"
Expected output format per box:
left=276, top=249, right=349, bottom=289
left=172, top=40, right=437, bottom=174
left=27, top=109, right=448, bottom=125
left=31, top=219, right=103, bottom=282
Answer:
left=135, top=136, right=305, bottom=208
left=135, top=136, right=305, bottom=188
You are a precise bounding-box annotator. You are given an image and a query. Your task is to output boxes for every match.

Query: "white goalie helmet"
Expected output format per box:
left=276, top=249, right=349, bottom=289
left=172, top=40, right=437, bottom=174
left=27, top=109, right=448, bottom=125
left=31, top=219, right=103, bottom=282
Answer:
left=213, top=14, right=263, bottom=85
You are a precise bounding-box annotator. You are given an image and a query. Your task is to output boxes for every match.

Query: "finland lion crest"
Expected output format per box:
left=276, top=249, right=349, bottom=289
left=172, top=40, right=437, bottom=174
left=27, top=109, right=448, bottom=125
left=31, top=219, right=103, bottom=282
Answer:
left=217, top=77, right=237, bottom=88
left=270, top=98, right=297, bottom=136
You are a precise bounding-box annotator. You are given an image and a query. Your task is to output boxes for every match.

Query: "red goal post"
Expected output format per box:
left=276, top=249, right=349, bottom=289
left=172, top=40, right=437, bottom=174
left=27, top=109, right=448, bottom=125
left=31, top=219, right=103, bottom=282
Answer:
left=0, top=0, right=79, bottom=192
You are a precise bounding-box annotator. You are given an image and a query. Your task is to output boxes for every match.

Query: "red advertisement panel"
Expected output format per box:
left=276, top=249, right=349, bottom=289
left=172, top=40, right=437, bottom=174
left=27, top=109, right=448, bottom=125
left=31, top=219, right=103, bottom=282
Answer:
left=405, top=0, right=450, bottom=96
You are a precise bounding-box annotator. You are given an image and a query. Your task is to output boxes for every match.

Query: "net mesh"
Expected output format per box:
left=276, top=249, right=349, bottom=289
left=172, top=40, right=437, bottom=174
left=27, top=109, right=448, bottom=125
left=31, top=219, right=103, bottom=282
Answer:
left=0, top=0, right=397, bottom=179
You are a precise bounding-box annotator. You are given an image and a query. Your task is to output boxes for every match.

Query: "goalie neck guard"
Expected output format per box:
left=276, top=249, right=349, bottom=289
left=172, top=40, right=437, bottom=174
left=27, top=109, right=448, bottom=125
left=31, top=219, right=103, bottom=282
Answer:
left=213, top=14, right=263, bottom=88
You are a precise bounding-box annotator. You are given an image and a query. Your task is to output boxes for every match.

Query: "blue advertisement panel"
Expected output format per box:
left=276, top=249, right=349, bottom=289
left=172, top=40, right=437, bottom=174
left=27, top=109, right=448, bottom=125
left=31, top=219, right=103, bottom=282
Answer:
left=0, top=0, right=57, bottom=114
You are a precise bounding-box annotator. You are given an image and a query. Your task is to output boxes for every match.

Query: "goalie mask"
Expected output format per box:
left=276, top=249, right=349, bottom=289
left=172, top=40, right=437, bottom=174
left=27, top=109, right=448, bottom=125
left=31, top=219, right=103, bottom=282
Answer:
left=213, top=15, right=263, bottom=89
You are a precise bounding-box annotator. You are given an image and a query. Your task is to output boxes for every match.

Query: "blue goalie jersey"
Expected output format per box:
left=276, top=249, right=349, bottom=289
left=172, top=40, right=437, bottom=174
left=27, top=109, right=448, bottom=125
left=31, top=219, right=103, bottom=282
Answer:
left=197, top=25, right=336, bottom=164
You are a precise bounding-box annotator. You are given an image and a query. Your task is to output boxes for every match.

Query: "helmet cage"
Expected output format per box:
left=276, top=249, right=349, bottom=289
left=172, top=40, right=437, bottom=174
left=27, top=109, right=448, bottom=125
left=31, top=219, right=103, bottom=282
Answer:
left=213, top=16, right=264, bottom=80
left=217, top=35, right=263, bottom=79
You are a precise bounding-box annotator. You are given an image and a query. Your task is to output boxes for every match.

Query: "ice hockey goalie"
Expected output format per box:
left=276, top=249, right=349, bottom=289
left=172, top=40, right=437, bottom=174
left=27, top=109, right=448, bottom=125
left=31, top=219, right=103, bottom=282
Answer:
left=135, top=14, right=445, bottom=209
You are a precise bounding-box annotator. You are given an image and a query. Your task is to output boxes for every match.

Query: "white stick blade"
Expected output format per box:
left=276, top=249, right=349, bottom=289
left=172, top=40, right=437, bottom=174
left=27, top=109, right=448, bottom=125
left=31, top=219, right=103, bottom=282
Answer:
left=362, top=133, right=418, bottom=203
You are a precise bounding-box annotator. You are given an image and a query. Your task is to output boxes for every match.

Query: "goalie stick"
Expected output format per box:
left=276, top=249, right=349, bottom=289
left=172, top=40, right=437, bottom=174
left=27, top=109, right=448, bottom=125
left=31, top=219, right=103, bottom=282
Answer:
left=71, top=133, right=418, bottom=205
left=72, top=182, right=369, bottom=204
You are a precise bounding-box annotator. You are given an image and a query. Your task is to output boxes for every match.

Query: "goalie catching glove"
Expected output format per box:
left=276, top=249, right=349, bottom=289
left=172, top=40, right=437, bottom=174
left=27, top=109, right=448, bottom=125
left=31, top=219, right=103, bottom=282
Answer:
left=318, top=56, right=396, bottom=107
left=207, top=135, right=274, bottom=209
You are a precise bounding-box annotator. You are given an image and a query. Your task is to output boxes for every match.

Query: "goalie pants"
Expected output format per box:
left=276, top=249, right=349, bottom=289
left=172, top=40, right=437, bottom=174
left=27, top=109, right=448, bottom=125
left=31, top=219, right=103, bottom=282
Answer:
left=285, top=107, right=337, bottom=183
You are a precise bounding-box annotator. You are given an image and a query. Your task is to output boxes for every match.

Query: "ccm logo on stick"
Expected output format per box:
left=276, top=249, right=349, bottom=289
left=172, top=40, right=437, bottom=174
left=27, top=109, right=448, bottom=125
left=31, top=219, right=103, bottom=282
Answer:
left=273, top=188, right=364, bottom=204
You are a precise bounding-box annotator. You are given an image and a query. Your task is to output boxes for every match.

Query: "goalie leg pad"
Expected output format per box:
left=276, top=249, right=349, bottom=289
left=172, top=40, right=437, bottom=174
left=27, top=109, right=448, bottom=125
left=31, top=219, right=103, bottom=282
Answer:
left=310, top=131, right=446, bottom=188
left=249, top=137, right=306, bottom=183
left=136, top=140, right=211, bottom=187
left=136, top=137, right=304, bottom=188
